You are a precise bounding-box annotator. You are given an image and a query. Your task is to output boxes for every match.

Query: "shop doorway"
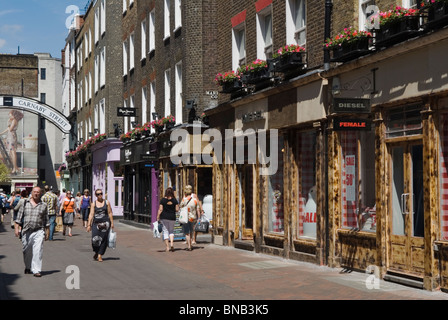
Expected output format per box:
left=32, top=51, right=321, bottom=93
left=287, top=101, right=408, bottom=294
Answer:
left=388, top=142, right=424, bottom=276
left=238, top=165, right=254, bottom=240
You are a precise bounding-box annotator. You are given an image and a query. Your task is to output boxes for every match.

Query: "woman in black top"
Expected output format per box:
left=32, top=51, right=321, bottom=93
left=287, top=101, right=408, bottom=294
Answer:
left=157, top=187, right=179, bottom=252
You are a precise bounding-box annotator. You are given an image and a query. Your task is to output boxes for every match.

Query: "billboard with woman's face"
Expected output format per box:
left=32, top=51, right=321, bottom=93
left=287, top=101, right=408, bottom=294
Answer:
left=0, top=109, right=38, bottom=177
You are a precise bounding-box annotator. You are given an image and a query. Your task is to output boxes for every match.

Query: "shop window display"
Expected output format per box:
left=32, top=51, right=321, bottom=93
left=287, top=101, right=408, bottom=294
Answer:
left=297, top=131, right=317, bottom=239
left=340, top=129, right=376, bottom=231
left=440, top=113, right=448, bottom=240
left=268, top=137, right=284, bottom=233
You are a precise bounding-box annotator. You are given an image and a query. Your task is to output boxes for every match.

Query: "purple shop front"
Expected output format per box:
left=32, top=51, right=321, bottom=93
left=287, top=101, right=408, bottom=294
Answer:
left=91, top=138, right=123, bottom=217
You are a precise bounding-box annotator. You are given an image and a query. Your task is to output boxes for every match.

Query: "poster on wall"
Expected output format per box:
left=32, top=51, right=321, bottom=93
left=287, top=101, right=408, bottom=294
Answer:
left=0, top=109, right=38, bottom=177
left=345, top=155, right=356, bottom=202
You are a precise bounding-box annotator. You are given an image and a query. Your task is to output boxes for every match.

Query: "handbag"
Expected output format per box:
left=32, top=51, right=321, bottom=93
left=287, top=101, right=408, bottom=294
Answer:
left=178, top=198, right=192, bottom=224
left=195, top=216, right=210, bottom=233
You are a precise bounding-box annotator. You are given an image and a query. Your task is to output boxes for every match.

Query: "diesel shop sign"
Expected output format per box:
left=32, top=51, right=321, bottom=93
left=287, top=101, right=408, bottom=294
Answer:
left=333, top=98, right=371, bottom=114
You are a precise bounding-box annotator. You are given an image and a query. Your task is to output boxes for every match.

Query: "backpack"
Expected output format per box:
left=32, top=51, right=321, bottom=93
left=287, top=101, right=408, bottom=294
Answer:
left=12, top=196, right=21, bottom=209
left=0, top=196, right=4, bottom=208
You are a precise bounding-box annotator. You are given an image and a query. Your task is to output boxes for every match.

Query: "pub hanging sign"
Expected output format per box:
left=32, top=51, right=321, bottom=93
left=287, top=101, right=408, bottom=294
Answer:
left=334, top=118, right=371, bottom=131
left=333, top=98, right=371, bottom=114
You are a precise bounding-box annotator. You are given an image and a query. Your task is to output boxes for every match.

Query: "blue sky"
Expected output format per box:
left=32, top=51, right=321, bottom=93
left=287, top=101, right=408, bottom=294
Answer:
left=0, top=0, right=87, bottom=59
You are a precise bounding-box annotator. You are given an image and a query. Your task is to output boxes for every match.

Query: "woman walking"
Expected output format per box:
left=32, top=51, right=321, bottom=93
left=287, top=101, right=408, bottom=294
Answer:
left=87, top=189, right=114, bottom=262
left=157, top=187, right=179, bottom=252
left=80, top=189, right=91, bottom=228
left=59, top=191, right=75, bottom=237
left=179, top=185, right=201, bottom=251
left=74, top=192, right=82, bottom=219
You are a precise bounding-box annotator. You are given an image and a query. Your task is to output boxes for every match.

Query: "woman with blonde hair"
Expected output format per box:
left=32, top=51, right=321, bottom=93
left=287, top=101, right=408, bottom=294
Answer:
left=179, top=185, right=201, bottom=251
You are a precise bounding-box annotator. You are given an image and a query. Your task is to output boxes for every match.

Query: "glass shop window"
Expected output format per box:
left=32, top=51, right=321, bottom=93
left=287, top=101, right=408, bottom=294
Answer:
left=439, top=113, right=448, bottom=241
left=386, top=105, right=423, bottom=138
left=297, top=131, right=317, bottom=239
left=340, top=128, right=376, bottom=232
left=268, top=136, right=284, bottom=233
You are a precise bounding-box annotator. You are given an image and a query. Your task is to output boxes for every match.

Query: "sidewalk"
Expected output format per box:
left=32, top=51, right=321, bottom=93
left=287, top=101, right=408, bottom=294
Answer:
left=1, top=216, right=448, bottom=301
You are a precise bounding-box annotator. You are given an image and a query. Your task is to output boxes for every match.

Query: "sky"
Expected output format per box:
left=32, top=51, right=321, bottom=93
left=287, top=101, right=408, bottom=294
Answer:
left=0, top=0, right=87, bottom=59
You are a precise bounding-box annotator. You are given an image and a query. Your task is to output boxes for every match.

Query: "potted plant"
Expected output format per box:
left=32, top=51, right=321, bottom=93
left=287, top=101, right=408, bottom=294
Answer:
left=372, top=6, right=420, bottom=47
left=214, top=70, right=243, bottom=93
left=120, top=132, right=132, bottom=143
left=238, top=59, right=271, bottom=84
left=421, top=0, right=448, bottom=29
left=270, top=44, right=306, bottom=73
left=151, top=119, right=164, bottom=134
left=324, top=27, right=373, bottom=62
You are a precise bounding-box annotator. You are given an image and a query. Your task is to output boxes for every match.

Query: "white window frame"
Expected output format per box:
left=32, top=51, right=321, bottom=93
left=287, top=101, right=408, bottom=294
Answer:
left=130, top=94, right=136, bottom=129
left=402, top=0, right=418, bottom=8
left=174, top=0, right=182, bottom=31
left=95, top=7, right=100, bottom=44
left=123, top=0, right=127, bottom=14
left=232, top=23, right=246, bottom=71
left=286, top=0, right=306, bottom=46
left=123, top=41, right=128, bottom=76
left=256, top=6, right=273, bottom=60
left=101, top=0, right=106, bottom=36
left=359, top=0, right=375, bottom=31
left=100, top=47, right=106, bottom=88
left=164, top=69, right=171, bottom=117
left=175, top=61, right=183, bottom=124
left=142, top=87, right=148, bottom=124
left=141, top=19, right=147, bottom=61
left=150, top=81, right=156, bottom=132
left=99, top=98, right=106, bottom=134
left=149, top=10, right=156, bottom=53
left=123, top=99, right=129, bottom=134
left=129, top=33, right=135, bottom=71
left=164, top=0, right=171, bottom=40
left=94, top=55, right=99, bottom=93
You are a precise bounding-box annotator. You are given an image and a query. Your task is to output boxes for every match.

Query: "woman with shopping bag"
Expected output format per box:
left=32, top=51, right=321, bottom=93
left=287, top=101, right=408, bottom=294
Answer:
left=179, top=185, right=201, bottom=251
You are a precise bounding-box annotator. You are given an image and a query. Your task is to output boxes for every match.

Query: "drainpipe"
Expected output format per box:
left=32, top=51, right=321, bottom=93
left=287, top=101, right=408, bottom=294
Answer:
left=323, top=0, right=333, bottom=265
left=324, top=0, right=333, bottom=71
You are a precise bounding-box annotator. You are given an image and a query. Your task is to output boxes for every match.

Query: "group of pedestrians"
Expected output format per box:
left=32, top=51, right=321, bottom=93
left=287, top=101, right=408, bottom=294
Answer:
left=10, top=186, right=114, bottom=278
left=157, top=185, right=204, bottom=252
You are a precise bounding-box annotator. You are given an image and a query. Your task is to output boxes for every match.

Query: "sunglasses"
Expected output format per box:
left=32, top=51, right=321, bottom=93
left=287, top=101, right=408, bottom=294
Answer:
left=96, top=192, right=103, bottom=196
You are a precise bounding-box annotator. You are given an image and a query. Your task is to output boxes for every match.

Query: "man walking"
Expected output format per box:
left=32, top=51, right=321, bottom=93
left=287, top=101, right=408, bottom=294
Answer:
left=41, top=185, right=58, bottom=241
left=14, top=186, right=49, bottom=277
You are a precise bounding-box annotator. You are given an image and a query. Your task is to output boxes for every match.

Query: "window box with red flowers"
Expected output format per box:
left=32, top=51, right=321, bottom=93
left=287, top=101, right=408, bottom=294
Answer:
left=372, top=6, right=421, bottom=48
left=325, top=27, right=373, bottom=63
left=269, top=44, right=306, bottom=74
left=214, top=70, right=244, bottom=94
left=239, top=59, right=271, bottom=85
left=421, top=0, right=448, bottom=29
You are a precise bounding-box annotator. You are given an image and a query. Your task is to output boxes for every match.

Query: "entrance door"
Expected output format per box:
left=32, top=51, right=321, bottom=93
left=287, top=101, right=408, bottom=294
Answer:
left=389, top=142, right=425, bottom=275
left=238, top=165, right=254, bottom=240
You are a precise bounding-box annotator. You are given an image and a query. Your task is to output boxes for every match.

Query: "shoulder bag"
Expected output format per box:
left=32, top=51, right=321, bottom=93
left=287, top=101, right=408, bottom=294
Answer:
left=178, top=197, right=192, bottom=225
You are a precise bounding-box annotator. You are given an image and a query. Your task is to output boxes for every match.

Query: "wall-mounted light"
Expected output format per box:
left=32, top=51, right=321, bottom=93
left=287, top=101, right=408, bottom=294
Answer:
left=332, top=76, right=341, bottom=96
left=152, top=112, right=159, bottom=121
left=94, top=128, right=99, bottom=134
left=186, top=100, right=196, bottom=109
left=131, top=121, right=138, bottom=128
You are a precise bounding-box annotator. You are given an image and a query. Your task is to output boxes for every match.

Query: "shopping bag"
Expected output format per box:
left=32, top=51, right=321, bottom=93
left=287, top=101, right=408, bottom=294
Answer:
left=179, top=207, right=189, bottom=224
left=108, top=229, right=117, bottom=249
left=153, top=221, right=161, bottom=238
left=195, top=216, right=210, bottom=233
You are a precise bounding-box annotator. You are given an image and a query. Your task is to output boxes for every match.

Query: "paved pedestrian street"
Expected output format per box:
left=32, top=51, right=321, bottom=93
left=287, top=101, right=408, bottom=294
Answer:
left=1, top=215, right=448, bottom=310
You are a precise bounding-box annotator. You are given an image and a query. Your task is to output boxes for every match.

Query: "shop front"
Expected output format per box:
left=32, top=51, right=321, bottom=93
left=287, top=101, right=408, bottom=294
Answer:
left=324, top=28, right=448, bottom=291
left=91, top=138, right=123, bottom=217
left=120, top=138, right=158, bottom=225
left=209, top=73, right=327, bottom=264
